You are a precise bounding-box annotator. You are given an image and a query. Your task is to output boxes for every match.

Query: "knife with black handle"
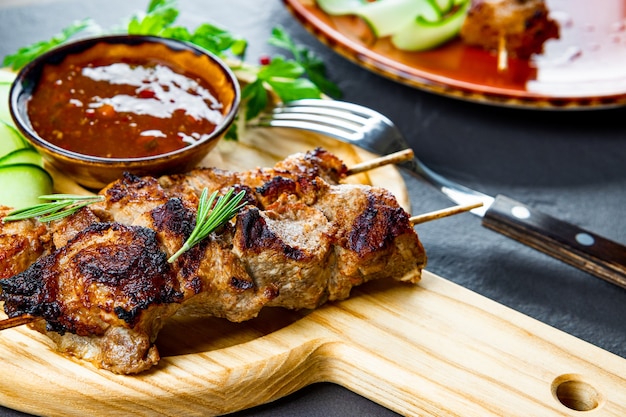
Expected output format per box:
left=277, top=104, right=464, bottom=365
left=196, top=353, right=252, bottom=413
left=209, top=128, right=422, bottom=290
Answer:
left=412, top=161, right=626, bottom=289
left=483, top=195, right=626, bottom=288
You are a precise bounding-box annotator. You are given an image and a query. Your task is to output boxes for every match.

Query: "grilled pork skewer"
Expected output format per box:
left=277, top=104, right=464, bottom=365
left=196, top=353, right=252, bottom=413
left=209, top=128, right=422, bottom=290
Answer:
left=460, top=0, right=560, bottom=67
left=0, top=149, right=426, bottom=374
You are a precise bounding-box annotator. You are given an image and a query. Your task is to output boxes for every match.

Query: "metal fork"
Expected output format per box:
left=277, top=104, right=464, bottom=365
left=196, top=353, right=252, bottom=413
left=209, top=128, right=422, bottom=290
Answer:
left=256, top=99, right=626, bottom=289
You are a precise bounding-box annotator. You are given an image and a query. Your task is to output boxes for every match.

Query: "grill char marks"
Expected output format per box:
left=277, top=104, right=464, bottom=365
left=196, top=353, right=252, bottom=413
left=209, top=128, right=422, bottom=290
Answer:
left=236, top=207, right=307, bottom=261
left=0, top=223, right=182, bottom=335
left=159, top=147, right=348, bottom=208
left=348, top=193, right=414, bottom=255
left=233, top=199, right=334, bottom=311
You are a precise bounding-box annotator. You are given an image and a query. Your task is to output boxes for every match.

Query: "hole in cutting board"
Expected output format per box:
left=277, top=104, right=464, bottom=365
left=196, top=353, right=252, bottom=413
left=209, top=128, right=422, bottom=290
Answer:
left=552, top=374, right=604, bottom=412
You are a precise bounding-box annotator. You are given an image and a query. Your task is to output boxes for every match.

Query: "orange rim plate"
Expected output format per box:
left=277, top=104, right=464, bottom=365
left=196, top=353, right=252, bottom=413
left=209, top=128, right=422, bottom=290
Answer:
left=283, top=0, right=626, bottom=110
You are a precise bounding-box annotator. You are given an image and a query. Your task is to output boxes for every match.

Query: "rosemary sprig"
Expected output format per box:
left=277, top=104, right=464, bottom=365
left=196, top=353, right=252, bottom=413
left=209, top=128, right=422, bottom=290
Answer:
left=168, top=188, right=246, bottom=263
left=2, top=194, right=105, bottom=223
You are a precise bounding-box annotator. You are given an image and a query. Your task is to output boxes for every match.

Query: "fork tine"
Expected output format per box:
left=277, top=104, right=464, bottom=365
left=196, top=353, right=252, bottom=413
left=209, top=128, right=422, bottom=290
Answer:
left=274, top=104, right=368, bottom=125
left=258, top=99, right=395, bottom=142
left=284, top=99, right=391, bottom=123
left=258, top=101, right=369, bottom=141
left=268, top=109, right=365, bottom=130
left=257, top=115, right=364, bottom=142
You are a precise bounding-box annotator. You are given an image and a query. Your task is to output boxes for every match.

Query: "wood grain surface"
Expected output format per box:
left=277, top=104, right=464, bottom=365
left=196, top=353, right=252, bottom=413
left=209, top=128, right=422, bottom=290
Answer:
left=1, top=127, right=625, bottom=417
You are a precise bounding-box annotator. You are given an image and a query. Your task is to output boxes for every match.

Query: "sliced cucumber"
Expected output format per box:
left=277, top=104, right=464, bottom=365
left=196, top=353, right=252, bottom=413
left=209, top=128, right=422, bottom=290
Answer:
left=316, top=0, right=366, bottom=15
left=433, top=0, right=452, bottom=13
left=0, top=70, right=15, bottom=83
left=0, top=83, right=12, bottom=127
left=317, top=0, right=441, bottom=37
left=356, top=0, right=441, bottom=37
left=317, top=0, right=469, bottom=51
left=0, top=120, right=30, bottom=158
left=0, top=148, right=43, bottom=167
left=0, top=163, right=53, bottom=209
left=391, top=0, right=469, bottom=51
left=0, top=70, right=16, bottom=127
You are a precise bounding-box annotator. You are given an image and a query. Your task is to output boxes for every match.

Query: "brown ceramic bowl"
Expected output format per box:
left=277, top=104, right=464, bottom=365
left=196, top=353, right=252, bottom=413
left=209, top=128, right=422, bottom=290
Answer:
left=10, top=35, right=240, bottom=189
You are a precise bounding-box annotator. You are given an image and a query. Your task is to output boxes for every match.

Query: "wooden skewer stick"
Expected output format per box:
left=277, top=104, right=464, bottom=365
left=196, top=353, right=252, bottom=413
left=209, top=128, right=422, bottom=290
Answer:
left=410, top=202, right=484, bottom=225
left=497, top=34, right=508, bottom=72
left=0, top=314, right=37, bottom=331
left=347, top=149, right=414, bottom=176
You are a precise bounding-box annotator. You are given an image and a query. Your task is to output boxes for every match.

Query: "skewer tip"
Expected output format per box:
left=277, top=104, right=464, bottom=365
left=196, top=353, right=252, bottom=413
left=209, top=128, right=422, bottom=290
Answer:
left=0, top=314, right=37, bottom=331
left=410, top=202, right=483, bottom=225
left=347, top=149, right=414, bottom=176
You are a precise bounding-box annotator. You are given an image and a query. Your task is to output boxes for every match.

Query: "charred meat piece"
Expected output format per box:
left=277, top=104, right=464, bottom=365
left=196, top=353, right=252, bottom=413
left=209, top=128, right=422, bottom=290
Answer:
left=460, top=0, right=560, bottom=59
left=1, top=222, right=183, bottom=373
left=159, top=147, right=348, bottom=207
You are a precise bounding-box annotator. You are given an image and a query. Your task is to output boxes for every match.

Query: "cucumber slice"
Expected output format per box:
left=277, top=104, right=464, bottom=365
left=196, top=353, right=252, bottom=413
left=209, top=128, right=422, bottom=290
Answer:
left=433, top=0, right=452, bottom=13
left=391, top=0, right=469, bottom=51
left=356, top=0, right=440, bottom=37
left=0, top=70, right=15, bottom=83
left=0, top=83, right=12, bottom=126
left=0, top=163, right=53, bottom=209
left=0, top=70, right=15, bottom=127
left=317, top=0, right=441, bottom=37
left=316, top=0, right=366, bottom=15
left=0, top=148, right=43, bottom=167
left=0, top=120, right=29, bottom=158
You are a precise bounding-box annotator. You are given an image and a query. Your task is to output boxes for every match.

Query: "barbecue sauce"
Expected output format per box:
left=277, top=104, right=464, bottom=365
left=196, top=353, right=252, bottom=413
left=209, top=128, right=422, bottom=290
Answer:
left=27, top=51, right=225, bottom=159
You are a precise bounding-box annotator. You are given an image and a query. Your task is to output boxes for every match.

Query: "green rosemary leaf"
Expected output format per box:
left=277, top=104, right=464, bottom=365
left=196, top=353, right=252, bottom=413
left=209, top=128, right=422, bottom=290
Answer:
left=2, top=194, right=104, bottom=222
left=168, top=188, right=246, bottom=263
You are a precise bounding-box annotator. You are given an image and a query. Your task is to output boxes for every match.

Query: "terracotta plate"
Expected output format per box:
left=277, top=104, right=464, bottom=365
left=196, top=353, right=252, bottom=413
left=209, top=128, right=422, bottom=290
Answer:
left=283, top=0, right=626, bottom=109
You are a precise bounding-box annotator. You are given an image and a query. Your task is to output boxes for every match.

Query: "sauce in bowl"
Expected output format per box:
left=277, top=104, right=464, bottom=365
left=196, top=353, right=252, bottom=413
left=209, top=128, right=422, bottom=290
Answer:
left=27, top=51, right=225, bottom=159
left=10, top=35, right=240, bottom=189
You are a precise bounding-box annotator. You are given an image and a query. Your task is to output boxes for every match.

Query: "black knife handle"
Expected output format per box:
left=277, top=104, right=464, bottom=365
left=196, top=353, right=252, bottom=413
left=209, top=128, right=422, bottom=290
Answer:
left=482, top=195, right=626, bottom=289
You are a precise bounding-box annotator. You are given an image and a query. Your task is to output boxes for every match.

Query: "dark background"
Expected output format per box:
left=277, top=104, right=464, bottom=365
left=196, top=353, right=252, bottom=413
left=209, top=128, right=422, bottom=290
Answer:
left=0, top=0, right=624, bottom=415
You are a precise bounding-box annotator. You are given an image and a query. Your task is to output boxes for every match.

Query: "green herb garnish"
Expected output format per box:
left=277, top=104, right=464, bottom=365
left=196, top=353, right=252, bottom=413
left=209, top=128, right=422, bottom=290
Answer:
left=2, top=194, right=104, bottom=223
left=2, top=0, right=341, bottom=140
left=2, top=19, right=95, bottom=70
left=168, top=188, right=246, bottom=263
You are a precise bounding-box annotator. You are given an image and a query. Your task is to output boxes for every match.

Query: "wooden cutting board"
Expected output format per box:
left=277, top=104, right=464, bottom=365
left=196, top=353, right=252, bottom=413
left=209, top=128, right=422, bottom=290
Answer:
left=1, top=127, right=625, bottom=417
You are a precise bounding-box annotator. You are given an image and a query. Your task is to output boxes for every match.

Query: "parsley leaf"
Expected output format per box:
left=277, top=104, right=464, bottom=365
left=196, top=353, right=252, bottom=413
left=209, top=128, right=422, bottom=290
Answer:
left=2, top=19, right=95, bottom=70
left=268, top=26, right=341, bottom=99
left=242, top=80, right=269, bottom=121
left=127, top=0, right=247, bottom=59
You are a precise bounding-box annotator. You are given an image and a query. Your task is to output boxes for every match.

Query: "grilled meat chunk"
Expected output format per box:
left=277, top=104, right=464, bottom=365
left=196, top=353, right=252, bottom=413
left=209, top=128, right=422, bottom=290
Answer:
left=0, top=206, right=51, bottom=279
left=1, top=222, right=183, bottom=373
left=460, top=0, right=560, bottom=59
left=160, top=147, right=348, bottom=207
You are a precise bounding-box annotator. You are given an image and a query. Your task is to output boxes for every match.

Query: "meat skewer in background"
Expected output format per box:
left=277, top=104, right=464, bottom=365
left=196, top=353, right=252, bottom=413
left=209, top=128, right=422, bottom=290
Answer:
left=460, top=0, right=560, bottom=70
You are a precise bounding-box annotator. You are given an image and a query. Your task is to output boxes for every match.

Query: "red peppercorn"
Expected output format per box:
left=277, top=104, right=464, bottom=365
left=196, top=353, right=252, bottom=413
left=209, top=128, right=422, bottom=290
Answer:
left=138, top=89, right=156, bottom=99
